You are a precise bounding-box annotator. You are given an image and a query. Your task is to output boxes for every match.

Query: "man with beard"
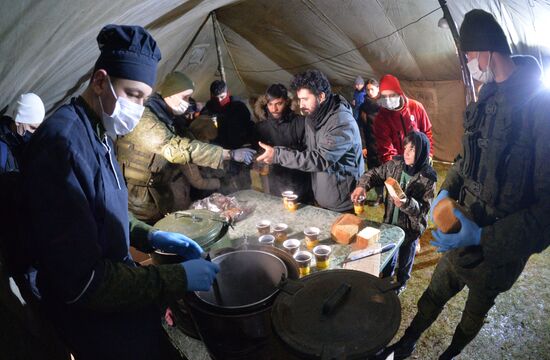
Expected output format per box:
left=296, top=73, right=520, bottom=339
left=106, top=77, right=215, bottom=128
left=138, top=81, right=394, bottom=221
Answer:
left=254, top=83, right=311, bottom=202
left=257, top=69, right=363, bottom=212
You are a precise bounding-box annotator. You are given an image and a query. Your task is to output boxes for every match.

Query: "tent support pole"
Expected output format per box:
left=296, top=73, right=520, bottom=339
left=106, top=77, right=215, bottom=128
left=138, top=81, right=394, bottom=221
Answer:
left=439, top=0, right=476, bottom=104
left=171, top=13, right=212, bottom=72
left=212, top=11, right=226, bottom=82
left=214, top=15, right=248, bottom=94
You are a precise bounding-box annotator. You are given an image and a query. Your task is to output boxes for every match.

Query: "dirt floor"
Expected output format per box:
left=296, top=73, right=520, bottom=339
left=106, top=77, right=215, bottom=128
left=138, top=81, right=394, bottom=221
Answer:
left=364, top=161, right=550, bottom=359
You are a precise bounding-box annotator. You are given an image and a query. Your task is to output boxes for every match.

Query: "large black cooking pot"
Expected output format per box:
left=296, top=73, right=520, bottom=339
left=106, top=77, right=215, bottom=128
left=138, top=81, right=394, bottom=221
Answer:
left=183, top=247, right=299, bottom=360
left=271, top=270, right=401, bottom=359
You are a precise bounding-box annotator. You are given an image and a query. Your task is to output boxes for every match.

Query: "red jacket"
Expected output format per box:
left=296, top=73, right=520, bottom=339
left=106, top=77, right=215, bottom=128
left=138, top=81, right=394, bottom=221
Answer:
left=373, top=97, right=433, bottom=163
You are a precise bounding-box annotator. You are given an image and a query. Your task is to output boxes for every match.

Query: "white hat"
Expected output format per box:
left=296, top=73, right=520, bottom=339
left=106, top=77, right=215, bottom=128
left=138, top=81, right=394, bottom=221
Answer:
left=14, top=93, right=45, bottom=125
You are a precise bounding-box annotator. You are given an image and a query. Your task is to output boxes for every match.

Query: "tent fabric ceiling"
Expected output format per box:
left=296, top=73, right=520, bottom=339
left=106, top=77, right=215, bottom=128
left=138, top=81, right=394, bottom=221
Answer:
left=1, top=0, right=549, bottom=160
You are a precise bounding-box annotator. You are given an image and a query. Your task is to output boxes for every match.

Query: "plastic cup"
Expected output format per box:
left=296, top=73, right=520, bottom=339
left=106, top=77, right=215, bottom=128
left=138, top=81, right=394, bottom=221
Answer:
left=256, top=220, right=271, bottom=235
left=281, top=191, right=294, bottom=208
left=258, top=234, right=275, bottom=246
left=313, top=245, right=332, bottom=270
left=303, top=226, right=321, bottom=250
left=294, top=251, right=312, bottom=277
left=354, top=195, right=366, bottom=215
left=273, top=223, right=288, bottom=243
left=283, top=239, right=301, bottom=255
left=259, top=163, right=270, bottom=176
left=286, top=194, right=299, bottom=212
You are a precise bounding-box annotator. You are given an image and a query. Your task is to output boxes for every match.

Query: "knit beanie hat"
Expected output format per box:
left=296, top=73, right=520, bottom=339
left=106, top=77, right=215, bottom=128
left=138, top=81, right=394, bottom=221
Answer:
left=379, top=74, right=404, bottom=95
left=158, top=71, right=195, bottom=97
left=354, top=75, right=365, bottom=86
left=14, top=93, right=45, bottom=124
left=459, top=9, right=511, bottom=55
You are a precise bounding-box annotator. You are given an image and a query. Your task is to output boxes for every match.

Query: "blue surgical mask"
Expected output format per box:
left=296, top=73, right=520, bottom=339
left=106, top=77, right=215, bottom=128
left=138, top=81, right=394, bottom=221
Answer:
left=98, top=78, right=144, bottom=138
left=378, top=95, right=401, bottom=110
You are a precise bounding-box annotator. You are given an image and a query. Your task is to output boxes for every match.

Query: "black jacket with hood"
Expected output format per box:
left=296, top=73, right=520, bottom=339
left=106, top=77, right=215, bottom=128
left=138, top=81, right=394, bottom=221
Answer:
left=254, top=95, right=311, bottom=201
left=273, top=94, right=364, bottom=212
left=357, top=131, right=436, bottom=244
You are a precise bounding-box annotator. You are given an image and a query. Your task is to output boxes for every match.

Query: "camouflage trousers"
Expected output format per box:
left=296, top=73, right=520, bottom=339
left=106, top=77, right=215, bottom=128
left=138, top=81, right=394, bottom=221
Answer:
left=405, top=254, right=501, bottom=355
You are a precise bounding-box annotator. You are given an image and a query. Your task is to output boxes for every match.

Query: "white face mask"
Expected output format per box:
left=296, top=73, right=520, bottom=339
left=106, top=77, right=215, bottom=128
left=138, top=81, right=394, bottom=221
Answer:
left=98, top=78, right=144, bottom=137
left=467, top=52, right=495, bottom=83
left=171, top=99, right=189, bottom=115
left=378, top=95, right=401, bottom=110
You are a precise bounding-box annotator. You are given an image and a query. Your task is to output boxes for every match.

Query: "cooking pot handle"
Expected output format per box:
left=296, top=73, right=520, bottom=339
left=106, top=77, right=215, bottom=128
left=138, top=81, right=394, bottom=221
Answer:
left=277, top=277, right=304, bottom=295
left=322, top=283, right=351, bottom=316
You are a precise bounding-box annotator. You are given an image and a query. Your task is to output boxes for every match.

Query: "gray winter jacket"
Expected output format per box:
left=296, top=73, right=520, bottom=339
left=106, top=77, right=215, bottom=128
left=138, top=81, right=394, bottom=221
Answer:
left=273, top=94, right=364, bottom=212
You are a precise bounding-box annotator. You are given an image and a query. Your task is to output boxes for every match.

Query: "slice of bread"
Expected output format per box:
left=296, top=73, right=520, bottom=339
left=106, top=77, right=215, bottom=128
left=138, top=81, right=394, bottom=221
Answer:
left=433, top=197, right=461, bottom=233
left=330, top=214, right=364, bottom=245
left=354, top=226, right=381, bottom=250
left=385, top=177, right=406, bottom=199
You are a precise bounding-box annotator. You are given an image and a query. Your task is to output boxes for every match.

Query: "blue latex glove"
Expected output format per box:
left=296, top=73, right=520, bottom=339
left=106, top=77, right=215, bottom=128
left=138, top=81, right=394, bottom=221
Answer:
left=231, top=148, right=257, bottom=165
left=150, top=230, right=203, bottom=260
left=430, top=208, right=482, bottom=252
left=430, top=189, right=449, bottom=222
left=181, top=259, right=220, bottom=291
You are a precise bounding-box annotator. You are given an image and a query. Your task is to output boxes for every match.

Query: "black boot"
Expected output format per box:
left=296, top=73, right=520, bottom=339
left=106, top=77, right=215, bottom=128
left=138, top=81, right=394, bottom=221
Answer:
left=438, top=346, right=460, bottom=360
left=381, top=331, right=419, bottom=360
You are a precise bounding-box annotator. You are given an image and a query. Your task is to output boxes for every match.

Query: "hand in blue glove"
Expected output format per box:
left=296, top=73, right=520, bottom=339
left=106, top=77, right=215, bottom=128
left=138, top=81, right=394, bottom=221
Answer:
left=150, top=230, right=203, bottom=260
left=430, top=189, right=449, bottom=222
left=181, top=259, right=220, bottom=291
left=430, top=208, right=482, bottom=252
left=231, top=148, right=257, bottom=165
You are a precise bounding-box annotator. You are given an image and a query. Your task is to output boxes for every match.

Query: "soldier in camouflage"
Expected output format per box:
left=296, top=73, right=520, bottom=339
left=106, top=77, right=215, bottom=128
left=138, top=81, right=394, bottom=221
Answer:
left=385, top=10, right=550, bottom=360
left=117, top=72, right=255, bottom=224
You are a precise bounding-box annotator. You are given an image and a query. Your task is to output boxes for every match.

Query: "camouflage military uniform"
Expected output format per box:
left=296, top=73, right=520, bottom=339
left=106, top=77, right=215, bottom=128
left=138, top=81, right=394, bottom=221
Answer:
left=405, top=61, right=550, bottom=354
left=117, top=94, right=224, bottom=224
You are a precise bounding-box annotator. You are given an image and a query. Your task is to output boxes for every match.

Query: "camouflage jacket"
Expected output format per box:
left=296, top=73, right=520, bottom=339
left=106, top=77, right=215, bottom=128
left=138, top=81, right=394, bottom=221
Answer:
left=357, top=157, right=436, bottom=244
left=117, top=94, right=224, bottom=222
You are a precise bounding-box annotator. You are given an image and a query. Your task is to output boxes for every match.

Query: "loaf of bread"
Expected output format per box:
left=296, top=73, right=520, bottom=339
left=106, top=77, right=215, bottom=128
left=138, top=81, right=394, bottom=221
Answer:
left=385, top=177, right=406, bottom=199
left=354, top=226, right=381, bottom=250
left=330, top=214, right=364, bottom=245
left=432, top=197, right=462, bottom=233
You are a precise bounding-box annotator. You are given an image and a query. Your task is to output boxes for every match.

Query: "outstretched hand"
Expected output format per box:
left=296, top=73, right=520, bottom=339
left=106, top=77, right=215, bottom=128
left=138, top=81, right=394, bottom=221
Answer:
left=256, top=142, right=275, bottom=164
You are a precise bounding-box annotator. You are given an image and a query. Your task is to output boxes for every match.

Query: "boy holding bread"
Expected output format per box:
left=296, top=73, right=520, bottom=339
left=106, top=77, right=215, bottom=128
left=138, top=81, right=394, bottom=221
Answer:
left=351, top=131, right=436, bottom=293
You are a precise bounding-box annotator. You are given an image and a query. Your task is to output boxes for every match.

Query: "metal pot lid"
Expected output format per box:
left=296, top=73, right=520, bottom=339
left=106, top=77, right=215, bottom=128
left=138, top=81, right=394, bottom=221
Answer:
left=271, top=269, right=401, bottom=359
left=196, top=250, right=287, bottom=309
left=153, top=209, right=226, bottom=250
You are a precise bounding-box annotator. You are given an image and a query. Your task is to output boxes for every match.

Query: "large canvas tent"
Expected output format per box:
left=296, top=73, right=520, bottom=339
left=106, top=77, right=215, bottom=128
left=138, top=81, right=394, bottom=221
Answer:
left=1, top=0, right=549, bottom=161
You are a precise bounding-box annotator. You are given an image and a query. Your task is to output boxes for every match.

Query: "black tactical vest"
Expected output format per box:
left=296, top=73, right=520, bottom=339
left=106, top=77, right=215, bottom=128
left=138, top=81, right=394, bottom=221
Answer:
left=458, top=83, right=536, bottom=226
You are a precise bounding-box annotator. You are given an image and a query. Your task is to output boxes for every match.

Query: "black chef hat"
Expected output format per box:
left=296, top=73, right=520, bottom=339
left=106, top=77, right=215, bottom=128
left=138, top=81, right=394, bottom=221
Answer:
left=94, top=24, right=161, bottom=87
